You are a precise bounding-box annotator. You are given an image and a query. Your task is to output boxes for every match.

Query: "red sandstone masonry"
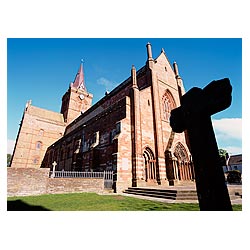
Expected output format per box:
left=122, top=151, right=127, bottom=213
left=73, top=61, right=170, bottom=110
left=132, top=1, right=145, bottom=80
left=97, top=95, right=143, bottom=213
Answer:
left=7, top=168, right=105, bottom=197
left=7, top=168, right=49, bottom=196
left=47, top=178, right=104, bottom=194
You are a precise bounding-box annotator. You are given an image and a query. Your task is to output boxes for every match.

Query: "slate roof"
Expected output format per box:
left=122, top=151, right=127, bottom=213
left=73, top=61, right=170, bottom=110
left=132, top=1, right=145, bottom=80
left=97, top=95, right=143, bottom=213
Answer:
left=71, top=62, right=86, bottom=90
left=228, top=154, right=242, bottom=165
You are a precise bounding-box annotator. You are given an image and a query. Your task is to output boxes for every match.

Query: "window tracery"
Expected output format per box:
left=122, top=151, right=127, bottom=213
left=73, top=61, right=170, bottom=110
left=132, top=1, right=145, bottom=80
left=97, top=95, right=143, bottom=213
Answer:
left=162, top=90, right=176, bottom=121
left=174, top=142, right=188, bottom=162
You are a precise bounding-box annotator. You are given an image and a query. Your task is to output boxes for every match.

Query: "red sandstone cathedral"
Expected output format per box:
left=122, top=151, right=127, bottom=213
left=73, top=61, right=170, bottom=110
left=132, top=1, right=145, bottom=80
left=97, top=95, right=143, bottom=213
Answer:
left=11, top=43, right=195, bottom=192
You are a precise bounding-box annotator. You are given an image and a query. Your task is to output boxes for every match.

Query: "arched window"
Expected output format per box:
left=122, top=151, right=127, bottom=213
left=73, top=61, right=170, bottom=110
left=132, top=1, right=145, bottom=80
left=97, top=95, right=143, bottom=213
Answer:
left=54, top=150, right=58, bottom=162
left=174, top=142, right=188, bottom=162
left=60, top=149, right=64, bottom=160
left=36, top=141, right=42, bottom=150
left=173, top=142, right=193, bottom=181
left=162, top=90, right=176, bottom=121
left=67, top=147, right=71, bottom=158
left=33, top=156, right=40, bottom=164
left=162, top=97, right=171, bottom=120
left=143, top=147, right=156, bottom=181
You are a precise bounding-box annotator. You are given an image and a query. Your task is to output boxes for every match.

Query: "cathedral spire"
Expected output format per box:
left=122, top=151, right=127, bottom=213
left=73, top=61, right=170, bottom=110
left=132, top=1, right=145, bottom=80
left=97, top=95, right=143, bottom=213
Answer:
left=71, top=60, right=86, bottom=90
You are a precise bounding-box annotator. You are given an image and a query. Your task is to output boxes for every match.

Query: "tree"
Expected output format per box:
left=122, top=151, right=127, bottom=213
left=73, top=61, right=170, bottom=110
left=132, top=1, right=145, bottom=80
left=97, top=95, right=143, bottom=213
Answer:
left=219, top=149, right=228, bottom=157
left=218, top=149, right=229, bottom=166
left=7, top=154, right=12, bottom=167
left=227, top=170, right=242, bottom=184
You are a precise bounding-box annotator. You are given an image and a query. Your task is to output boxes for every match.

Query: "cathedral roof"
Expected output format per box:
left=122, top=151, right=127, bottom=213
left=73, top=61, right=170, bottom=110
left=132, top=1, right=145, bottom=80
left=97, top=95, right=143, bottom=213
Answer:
left=26, top=105, right=65, bottom=125
left=71, top=62, right=86, bottom=90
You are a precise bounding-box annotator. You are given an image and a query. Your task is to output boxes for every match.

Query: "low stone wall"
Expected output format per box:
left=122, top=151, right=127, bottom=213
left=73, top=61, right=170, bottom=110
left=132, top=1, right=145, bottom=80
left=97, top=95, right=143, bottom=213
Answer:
left=7, top=168, right=49, bottom=197
left=47, top=178, right=104, bottom=194
left=7, top=168, right=105, bottom=197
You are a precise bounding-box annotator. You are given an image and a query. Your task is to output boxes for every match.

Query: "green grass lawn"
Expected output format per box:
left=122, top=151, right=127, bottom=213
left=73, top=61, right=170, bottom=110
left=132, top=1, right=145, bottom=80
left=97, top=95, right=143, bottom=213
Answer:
left=7, top=193, right=242, bottom=211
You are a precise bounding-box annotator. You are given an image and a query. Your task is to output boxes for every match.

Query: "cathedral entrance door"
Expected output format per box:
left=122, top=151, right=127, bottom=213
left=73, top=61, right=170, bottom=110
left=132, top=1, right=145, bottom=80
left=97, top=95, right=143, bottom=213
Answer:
left=173, top=142, right=193, bottom=181
left=143, top=148, right=156, bottom=182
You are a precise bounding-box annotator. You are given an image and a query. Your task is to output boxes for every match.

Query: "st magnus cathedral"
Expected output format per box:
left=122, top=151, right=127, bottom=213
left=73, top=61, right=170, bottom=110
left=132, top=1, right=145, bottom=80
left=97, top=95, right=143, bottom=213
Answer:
left=10, top=43, right=194, bottom=192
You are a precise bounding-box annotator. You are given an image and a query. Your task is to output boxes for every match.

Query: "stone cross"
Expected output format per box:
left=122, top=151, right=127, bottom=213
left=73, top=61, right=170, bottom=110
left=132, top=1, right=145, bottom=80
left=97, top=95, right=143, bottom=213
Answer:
left=51, top=161, right=57, bottom=178
left=170, top=78, right=233, bottom=211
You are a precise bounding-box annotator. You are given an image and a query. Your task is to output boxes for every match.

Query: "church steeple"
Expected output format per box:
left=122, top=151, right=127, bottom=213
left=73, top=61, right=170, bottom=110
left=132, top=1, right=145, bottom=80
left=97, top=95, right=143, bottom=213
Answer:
left=71, top=61, right=86, bottom=90
left=61, top=61, right=93, bottom=124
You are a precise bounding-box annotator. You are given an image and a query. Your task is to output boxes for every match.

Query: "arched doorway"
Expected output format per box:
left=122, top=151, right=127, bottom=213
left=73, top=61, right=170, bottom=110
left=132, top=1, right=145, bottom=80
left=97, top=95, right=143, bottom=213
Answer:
left=173, top=142, right=194, bottom=181
left=143, top=147, right=156, bottom=182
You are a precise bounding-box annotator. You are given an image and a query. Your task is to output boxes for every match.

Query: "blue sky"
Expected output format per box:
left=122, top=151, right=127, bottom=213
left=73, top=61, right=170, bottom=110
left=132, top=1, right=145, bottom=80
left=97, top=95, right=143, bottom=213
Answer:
left=7, top=38, right=242, bottom=154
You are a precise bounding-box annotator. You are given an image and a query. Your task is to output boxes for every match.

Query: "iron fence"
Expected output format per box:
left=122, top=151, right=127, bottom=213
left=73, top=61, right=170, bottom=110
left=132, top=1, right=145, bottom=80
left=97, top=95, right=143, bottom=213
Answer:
left=49, top=171, right=112, bottom=178
left=49, top=170, right=114, bottom=190
left=103, top=171, right=114, bottom=189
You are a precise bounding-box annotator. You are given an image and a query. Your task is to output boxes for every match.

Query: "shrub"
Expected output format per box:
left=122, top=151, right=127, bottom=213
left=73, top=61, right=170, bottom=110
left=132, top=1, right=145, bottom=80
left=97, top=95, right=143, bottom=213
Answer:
left=226, top=170, right=242, bottom=184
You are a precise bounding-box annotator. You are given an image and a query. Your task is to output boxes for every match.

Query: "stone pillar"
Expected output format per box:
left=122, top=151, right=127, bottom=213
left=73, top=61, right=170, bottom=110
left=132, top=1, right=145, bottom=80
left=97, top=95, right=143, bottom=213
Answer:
left=173, top=158, right=179, bottom=180
left=185, top=163, right=188, bottom=180
left=179, top=162, right=183, bottom=180
left=182, top=163, right=186, bottom=180
left=147, top=63, right=164, bottom=184
left=172, top=160, right=176, bottom=180
left=130, top=65, right=142, bottom=187
left=146, top=42, right=153, bottom=61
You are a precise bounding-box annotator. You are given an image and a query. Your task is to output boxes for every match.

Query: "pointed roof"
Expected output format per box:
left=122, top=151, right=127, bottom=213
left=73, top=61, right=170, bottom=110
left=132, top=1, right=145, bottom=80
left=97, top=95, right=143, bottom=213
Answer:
left=71, top=62, right=86, bottom=90
left=155, top=48, right=172, bottom=66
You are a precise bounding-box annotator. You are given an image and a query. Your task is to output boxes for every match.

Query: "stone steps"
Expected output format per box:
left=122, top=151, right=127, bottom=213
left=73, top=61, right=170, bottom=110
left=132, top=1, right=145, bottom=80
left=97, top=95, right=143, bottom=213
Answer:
left=123, top=187, right=198, bottom=201
left=123, top=186, right=242, bottom=203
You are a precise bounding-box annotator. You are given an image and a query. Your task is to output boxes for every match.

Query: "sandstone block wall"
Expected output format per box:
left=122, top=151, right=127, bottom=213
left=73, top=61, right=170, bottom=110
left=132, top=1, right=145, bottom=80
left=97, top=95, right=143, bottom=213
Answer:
left=47, top=178, right=104, bottom=194
left=7, top=168, right=105, bottom=197
left=7, top=168, right=50, bottom=197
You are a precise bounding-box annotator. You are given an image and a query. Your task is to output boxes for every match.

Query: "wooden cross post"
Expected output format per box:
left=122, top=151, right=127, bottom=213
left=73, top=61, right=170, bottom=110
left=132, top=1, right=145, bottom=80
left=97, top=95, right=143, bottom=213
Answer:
left=51, top=161, right=57, bottom=178
left=170, top=78, right=233, bottom=211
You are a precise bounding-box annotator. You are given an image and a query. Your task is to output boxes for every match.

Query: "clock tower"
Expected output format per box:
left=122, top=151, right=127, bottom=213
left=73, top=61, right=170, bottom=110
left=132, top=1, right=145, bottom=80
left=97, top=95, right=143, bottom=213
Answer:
left=61, top=62, right=93, bottom=124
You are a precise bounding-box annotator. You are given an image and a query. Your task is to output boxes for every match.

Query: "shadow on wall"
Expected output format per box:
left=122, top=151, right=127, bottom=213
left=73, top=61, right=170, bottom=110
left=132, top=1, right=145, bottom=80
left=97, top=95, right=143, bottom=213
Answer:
left=7, top=200, right=51, bottom=211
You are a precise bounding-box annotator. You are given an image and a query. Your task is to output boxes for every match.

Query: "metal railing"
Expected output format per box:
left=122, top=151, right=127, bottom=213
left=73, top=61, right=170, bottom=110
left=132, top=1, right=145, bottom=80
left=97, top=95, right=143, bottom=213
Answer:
left=103, top=171, right=114, bottom=189
left=49, top=171, right=109, bottom=178
left=49, top=170, right=113, bottom=179
left=49, top=170, right=114, bottom=189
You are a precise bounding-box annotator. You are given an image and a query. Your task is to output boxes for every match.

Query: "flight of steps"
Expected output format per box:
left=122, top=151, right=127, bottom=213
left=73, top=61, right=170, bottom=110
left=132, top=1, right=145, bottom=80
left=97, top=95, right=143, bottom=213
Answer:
left=123, top=187, right=198, bottom=201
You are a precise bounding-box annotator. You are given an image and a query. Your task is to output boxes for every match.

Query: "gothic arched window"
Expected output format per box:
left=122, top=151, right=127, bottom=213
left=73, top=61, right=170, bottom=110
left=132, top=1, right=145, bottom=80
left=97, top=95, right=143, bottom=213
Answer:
left=162, top=90, right=176, bottom=121
left=174, top=142, right=189, bottom=162
left=162, top=97, right=171, bottom=120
